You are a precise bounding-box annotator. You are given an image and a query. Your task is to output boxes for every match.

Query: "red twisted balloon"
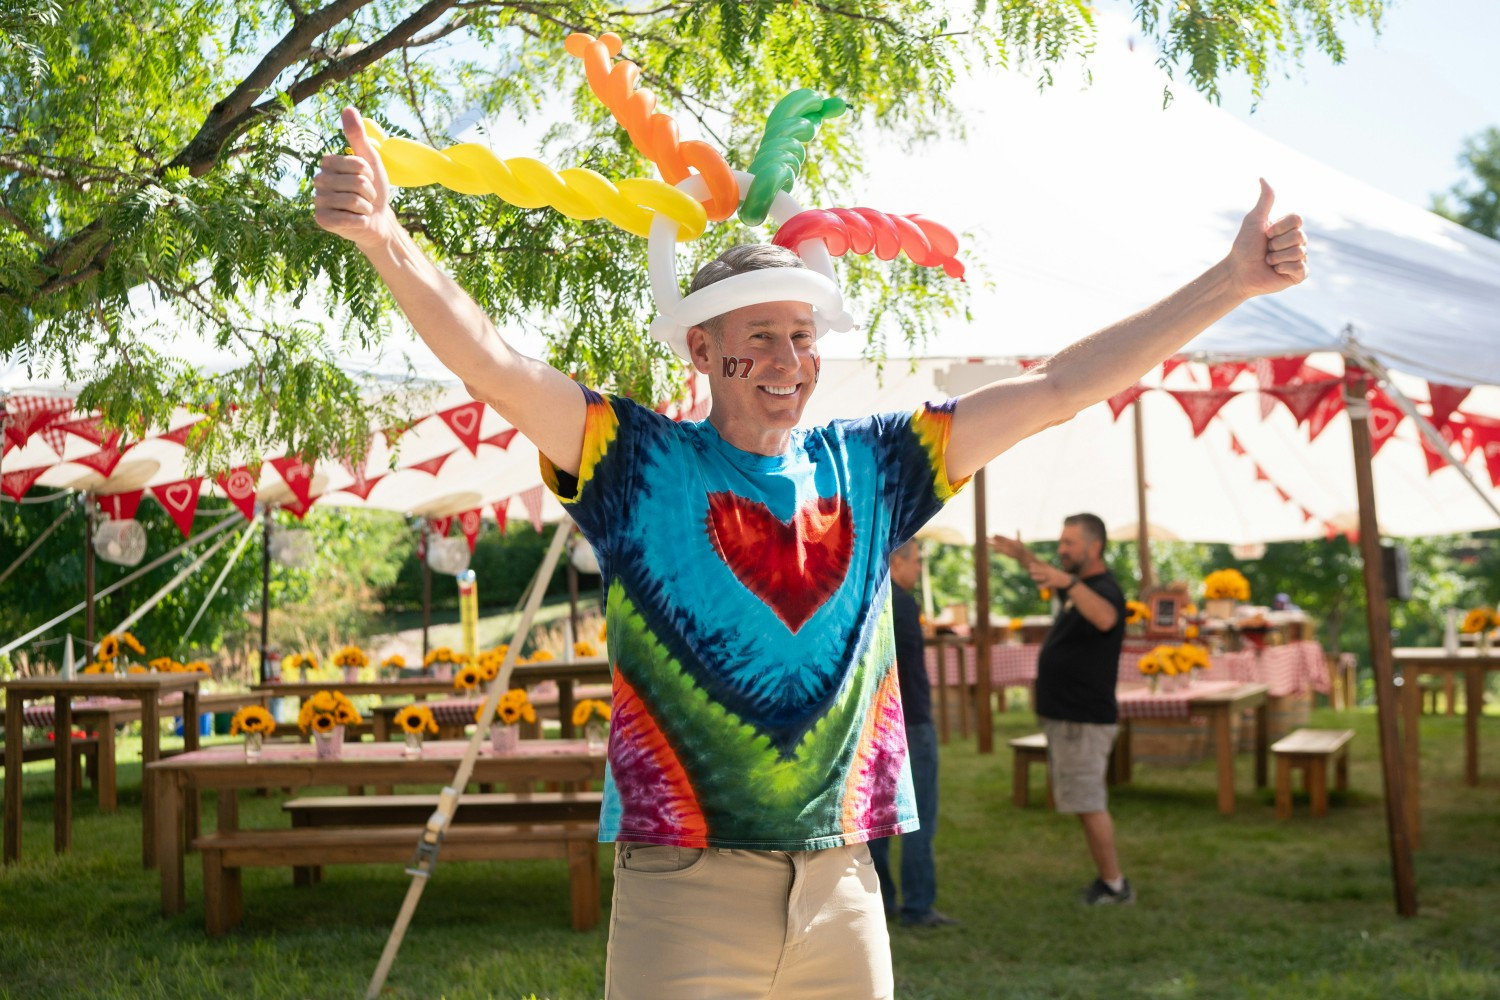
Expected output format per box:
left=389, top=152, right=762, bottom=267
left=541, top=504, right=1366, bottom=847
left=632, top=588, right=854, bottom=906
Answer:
left=564, top=32, right=739, bottom=222
left=772, top=208, right=965, bottom=279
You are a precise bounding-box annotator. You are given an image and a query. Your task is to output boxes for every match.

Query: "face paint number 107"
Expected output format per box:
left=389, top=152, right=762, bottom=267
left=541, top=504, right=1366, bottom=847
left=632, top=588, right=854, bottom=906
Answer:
left=722, top=357, right=756, bottom=379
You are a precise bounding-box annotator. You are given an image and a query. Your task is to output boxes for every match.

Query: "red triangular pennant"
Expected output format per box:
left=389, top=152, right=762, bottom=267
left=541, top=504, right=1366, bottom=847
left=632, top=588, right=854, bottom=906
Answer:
left=1106, top=384, right=1148, bottom=421
left=283, top=493, right=319, bottom=520
left=1305, top=391, right=1346, bottom=443
left=1301, top=507, right=1315, bottom=523
left=215, top=466, right=260, bottom=520
left=1208, top=362, right=1247, bottom=389
left=1418, top=426, right=1458, bottom=476
left=336, top=472, right=385, bottom=501
left=406, top=452, right=453, bottom=477
left=157, top=422, right=206, bottom=446
left=1161, top=357, right=1187, bottom=381
left=437, top=401, right=486, bottom=456
left=1274, top=486, right=1291, bottom=503
left=458, top=508, right=483, bottom=553
left=1458, top=413, right=1500, bottom=488
left=1, top=465, right=49, bottom=501
left=480, top=428, right=519, bottom=450
left=519, top=485, right=546, bottom=533
left=51, top=417, right=110, bottom=447
left=1253, top=464, right=1270, bottom=482
left=72, top=440, right=130, bottom=479
left=429, top=515, right=453, bottom=537
left=1166, top=389, right=1237, bottom=437
left=492, top=499, right=511, bottom=537
left=269, top=455, right=315, bottom=506
left=381, top=419, right=418, bottom=448
left=2, top=396, right=73, bottom=450
left=96, top=489, right=144, bottom=521
left=1427, top=383, right=1471, bottom=431
left=1262, top=376, right=1341, bottom=425
left=150, top=477, right=204, bottom=537
left=1366, top=389, right=1406, bottom=458
left=1228, top=434, right=1247, bottom=457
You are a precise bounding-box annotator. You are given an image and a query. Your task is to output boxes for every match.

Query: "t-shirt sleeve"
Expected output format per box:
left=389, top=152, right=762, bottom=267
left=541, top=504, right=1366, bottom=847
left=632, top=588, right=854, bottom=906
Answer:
left=1087, top=574, right=1128, bottom=621
left=861, top=398, right=971, bottom=548
left=539, top=386, right=634, bottom=559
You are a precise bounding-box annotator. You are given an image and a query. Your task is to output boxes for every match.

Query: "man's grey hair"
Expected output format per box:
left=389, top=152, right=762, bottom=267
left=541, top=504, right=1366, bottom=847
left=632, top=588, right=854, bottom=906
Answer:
left=1063, top=513, right=1108, bottom=552
left=892, top=539, right=920, bottom=561
left=688, top=244, right=807, bottom=340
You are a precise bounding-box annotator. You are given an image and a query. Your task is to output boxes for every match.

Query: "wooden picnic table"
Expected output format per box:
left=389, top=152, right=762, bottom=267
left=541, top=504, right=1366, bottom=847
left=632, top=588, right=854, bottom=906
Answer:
left=147, top=738, right=607, bottom=919
left=4, top=674, right=201, bottom=867
left=12, top=689, right=273, bottom=813
left=1392, top=647, right=1500, bottom=848
left=1114, top=680, right=1270, bottom=815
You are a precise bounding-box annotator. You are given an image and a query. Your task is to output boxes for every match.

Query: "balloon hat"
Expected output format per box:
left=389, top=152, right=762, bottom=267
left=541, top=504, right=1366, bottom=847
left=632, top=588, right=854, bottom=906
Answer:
left=358, top=31, right=964, bottom=361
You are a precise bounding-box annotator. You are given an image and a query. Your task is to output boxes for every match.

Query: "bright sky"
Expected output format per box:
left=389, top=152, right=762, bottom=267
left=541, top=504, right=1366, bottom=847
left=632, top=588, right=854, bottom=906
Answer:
left=1205, top=0, right=1500, bottom=209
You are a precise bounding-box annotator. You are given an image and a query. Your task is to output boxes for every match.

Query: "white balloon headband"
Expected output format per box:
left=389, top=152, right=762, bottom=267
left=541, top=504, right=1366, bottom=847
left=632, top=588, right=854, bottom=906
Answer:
left=647, top=170, right=854, bottom=360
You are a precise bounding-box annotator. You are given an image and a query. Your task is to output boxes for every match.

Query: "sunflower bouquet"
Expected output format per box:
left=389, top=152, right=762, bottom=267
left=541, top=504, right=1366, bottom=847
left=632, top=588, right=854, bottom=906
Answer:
left=148, top=657, right=182, bottom=673
left=573, top=698, right=612, bottom=749
left=453, top=662, right=485, bottom=692
left=95, top=631, right=146, bottom=674
left=473, top=645, right=509, bottom=682
left=230, top=705, right=276, bottom=760
left=380, top=653, right=406, bottom=674
left=394, top=704, right=438, bottom=736
left=422, top=646, right=468, bottom=677
left=332, top=644, right=368, bottom=681
left=181, top=660, right=212, bottom=675
left=282, top=651, right=318, bottom=680
left=1461, top=607, right=1499, bottom=652
left=476, top=688, right=536, bottom=753
left=1137, top=643, right=1211, bottom=691
left=297, top=689, right=361, bottom=740
left=574, top=641, right=599, bottom=658
left=1203, top=569, right=1251, bottom=602
left=1125, top=600, right=1150, bottom=628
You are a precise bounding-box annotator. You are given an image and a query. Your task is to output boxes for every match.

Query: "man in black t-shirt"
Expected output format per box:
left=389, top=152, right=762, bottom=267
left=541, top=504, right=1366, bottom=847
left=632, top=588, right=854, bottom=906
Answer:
left=992, top=514, right=1133, bottom=905
left=869, top=540, right=960, bottom=928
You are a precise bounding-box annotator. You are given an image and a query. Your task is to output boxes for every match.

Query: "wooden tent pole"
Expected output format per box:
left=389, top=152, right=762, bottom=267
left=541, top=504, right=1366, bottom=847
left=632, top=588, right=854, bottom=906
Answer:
left=259, top=506, right=271, bottom=684
left=1133, top=399, right=1153, bottom=591
left=1344, top=367, right=1419, bottom=916
left=972, top=466, right=994, bottom=754
left=83, top=494, right=95, bottom=653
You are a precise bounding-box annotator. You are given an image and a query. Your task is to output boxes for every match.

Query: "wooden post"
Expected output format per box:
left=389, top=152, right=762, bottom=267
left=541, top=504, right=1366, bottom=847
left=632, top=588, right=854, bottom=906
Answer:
left=259, top=507, right=271, bottom=684
left=1344, top=368, right=1418, bottom=916
left=1133, top=400, right=1153, bottom=591
left=972, top=467, right=994, bottom=754
left=421, top=532, right=432, bottom=661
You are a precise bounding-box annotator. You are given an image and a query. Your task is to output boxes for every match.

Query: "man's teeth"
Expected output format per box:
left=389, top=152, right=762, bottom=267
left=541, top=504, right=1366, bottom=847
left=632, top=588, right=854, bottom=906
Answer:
left=761, top=385, right=797, bottom=396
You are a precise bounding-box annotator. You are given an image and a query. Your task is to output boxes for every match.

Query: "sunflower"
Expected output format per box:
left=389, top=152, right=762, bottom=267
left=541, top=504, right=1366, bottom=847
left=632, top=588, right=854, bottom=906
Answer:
left=126, top=665, right=147, bottom=674
left=382, top=654, right=406, bottom=669
left=571, top=699, right=612, bottom=727
left=230, top=706, right=276, bottom=736
left=475, top=656, right=500, bottom=682
left=98, top=635, right=121, bottom=660
left=183, top=660, right=211, bottom=675
left=1137, top=654, right=1161, bottom=676
left=1008, top=617, right=1024, bottom=631
left=1125, top=600, right=1150, bottom=625
left=597, top=622, right=607, bottom=642
left=394, top=705, right=438, bottom=736
left=574, top=641, right=598, bottom=658
left=1184, top=624, right=1201, bottom=640
left=334, top=703, right=362, bottom=725
left=1203, top=569, right=1251, bottom=601
left=121, top=631, right=145, bottom=655
left=1460, top=608, right=1495, bottom=634
left=149, top=657, right=176, bottom=672
left=528, top=649, right=555, bottom=662
left=81, top=661, right=111, bottom=674
left=333, top=645, right=368, bottom=668
left=310, top=713, right=336, bottom=734
left=454, top=665, right=484, bottom=692
left=497, top=702, right=522, bottom=725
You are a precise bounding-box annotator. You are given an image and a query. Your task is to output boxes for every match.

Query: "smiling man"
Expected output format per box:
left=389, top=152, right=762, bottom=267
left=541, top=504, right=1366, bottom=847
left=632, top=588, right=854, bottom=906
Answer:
left=314, top=106, right=1306, bottom=998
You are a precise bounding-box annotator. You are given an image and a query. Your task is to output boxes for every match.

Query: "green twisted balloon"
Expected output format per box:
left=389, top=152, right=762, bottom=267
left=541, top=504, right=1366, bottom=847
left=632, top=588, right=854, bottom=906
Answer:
left=738, top=89, right=847, bottom=226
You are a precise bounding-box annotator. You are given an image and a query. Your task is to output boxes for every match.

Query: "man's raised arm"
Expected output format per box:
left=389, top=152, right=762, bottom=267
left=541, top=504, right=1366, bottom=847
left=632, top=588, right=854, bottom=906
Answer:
left=944, top=180, right=1307, bottom=483
left=313, top=108, right=587, bottom=476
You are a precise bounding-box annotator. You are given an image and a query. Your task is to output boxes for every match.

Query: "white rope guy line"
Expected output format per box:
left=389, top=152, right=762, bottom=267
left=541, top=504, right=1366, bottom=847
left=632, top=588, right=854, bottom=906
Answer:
left=107, top=527, right=240, bottom=637
left=182, top=517, right=261, bottom=640
left=365, top=520, right=574, bottom=1000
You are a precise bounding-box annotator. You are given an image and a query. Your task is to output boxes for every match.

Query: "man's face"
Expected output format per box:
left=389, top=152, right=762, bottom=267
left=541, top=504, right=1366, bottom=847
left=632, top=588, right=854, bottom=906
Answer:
left=890, top=545, right=922, bottom=591
left=688, top=299, right=820, bottom=433
left=1057, top=523, right=1096, bottom=573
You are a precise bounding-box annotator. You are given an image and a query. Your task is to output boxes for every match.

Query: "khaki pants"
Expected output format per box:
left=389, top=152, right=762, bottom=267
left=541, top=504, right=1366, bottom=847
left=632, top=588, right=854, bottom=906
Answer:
left=605, top=841, right=894, bottom=999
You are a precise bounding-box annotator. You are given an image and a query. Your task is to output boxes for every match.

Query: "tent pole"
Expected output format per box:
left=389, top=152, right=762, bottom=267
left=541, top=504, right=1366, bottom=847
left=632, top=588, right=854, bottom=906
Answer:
left=83, top=494, right=95, bottom=654
left=0, top=504, right=71, bottom=587
left=972, top=466, right=994, bottom=754
left=259, top=506, right=271, bottom=684
left=567, top=559, right=580, bottom=641
left=1344, top=368, right=1419, bottom=916
left=1133, top=400, right=1153, bottom=591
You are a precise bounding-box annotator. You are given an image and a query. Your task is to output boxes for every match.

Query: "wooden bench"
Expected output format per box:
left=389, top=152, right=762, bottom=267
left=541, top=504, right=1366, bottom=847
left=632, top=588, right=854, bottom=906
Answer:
left=192, top=821, right=600, bottom=935
left=1271, top=728, right=1353, bottom=819
left=1008, top=733, right=1053, bottom=808
left=1, top=739, right=101, bottom=792
left=282, top=790, right=603, bottom=828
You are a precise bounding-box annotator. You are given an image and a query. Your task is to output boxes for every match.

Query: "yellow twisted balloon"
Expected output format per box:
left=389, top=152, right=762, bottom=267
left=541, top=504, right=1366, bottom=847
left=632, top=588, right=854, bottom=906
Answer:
left=361, top=121, right=708, bottom=241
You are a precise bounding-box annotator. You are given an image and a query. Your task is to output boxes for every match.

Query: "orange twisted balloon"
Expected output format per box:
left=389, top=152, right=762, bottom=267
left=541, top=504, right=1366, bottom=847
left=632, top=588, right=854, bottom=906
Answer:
left=564, top=32, right=739, bottom=222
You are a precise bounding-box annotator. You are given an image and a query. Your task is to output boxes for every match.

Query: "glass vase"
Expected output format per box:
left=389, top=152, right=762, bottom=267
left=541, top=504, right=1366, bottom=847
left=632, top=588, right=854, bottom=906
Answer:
left=490, top=725, right=518, bottom=754
left=244, top=731, right=263, bottom=762
left=584, top=719, right=608, bottom=753
left=314, top=724, right=345, bottom=759
left=403, top=731, right=424, bottom=759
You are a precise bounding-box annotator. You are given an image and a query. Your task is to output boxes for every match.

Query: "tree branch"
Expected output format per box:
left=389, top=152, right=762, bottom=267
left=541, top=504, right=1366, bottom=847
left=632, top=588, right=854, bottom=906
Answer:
left=0, top=198, right=49, bottom=248
left=0, top=152, right=76, bottom=185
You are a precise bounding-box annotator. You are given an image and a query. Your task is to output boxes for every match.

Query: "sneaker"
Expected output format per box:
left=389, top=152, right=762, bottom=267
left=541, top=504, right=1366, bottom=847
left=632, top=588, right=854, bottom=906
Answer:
left=900, top=909, right=962, bottom=928
left=1081, top=877, right=1135, bottom=905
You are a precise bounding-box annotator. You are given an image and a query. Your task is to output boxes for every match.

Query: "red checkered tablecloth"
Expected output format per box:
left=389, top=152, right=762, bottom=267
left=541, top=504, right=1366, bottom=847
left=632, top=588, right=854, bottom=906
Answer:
left=1116, top=679, right=1245, bottom=720
left=1218, top=641, right=1329, bottom=697
left=417, top=698, right=483, bottom=727
left=924, top=644, right=1039, bottom=688
left=21, top=697, right=132, bottom=728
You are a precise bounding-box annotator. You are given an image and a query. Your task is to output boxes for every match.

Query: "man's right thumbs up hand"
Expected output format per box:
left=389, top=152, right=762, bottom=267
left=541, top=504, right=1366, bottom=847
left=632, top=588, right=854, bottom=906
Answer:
left=313, top=107, right=395, bottom=251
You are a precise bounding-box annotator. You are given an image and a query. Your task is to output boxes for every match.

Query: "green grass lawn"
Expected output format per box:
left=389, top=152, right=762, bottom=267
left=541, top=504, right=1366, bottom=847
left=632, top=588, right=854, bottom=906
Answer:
left=2, top=705, right=1498, bottom=999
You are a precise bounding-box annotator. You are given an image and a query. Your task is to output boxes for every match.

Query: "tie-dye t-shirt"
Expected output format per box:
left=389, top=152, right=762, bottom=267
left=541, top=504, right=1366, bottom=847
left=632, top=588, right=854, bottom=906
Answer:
left=542, top=388, right=966, bottom=851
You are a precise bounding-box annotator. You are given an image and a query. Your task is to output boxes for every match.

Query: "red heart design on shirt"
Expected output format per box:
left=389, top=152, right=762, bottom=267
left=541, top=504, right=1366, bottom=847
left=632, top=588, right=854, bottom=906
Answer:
left=706, top=492, right=854, bottom=634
